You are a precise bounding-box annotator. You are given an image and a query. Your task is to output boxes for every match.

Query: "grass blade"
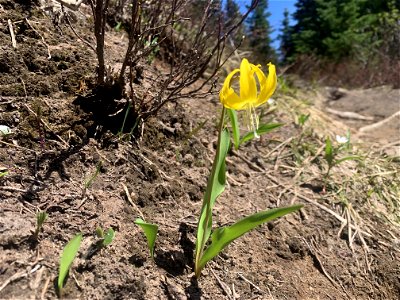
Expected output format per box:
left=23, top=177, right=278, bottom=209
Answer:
left=135, top=218, right=158, bottom=258
left=325, top=136, right=334, bottom=166
left=199, top=205, right=303, bottom=271
left=335, top=155, right=362, bottom=165
left=239, top=123, right=283, bottom=145
left=58, top=233, right=82, bottom=295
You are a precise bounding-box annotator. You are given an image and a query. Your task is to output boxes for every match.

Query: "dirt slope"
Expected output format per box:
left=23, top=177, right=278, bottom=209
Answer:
left=1, top=2, right=399, bottom=300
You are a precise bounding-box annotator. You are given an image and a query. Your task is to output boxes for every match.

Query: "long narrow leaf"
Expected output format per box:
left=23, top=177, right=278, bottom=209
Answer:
left=335, top=155, right=362, bottom=165
left=325, top=137, right=333, bottom=166
left=196, top=129, right=230, bottom=258
left=135, top=218, right=158, bottom=258
left=58, top=233, right=82, bottom=293
left=227, top=109, right=240, bottom=149
left=239, top=123, right=283, bottom=145
left=199, top=205, right=303, bottom=271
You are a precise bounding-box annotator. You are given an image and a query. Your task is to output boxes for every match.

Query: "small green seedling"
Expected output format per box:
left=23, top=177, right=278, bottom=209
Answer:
left=134, top=218, right=158, bottom=258
left=95, top=227, right=115, bottom=248
left=324, top=134, right=361, bottom=180
left=84, top=162, right=102, bottom=189
left=33, top=211, right=48, bottom=239
left=297, top=113, right=310, bottom=127
left=58, top=233, right=82, bottom=297
left=83, top=162, right=102, bottom=197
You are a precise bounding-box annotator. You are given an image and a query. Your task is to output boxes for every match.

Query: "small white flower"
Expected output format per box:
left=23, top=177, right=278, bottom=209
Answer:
left=267, top=98, right=276, bottom=105
left=0, top=125, right=11, bottom=135
left=336, top=135, right=348, bottom=144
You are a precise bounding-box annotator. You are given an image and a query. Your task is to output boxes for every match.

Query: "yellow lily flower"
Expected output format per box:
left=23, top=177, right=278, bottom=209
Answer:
left=220, top=58, right=277, bottom=136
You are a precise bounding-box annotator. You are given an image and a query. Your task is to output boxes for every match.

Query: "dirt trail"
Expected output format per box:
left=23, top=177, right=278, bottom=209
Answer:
left=321, top=86, right=400, bottom=147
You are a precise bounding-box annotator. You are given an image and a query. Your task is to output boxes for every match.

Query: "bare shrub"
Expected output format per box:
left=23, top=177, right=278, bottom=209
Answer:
left=82, top=0, right=259, bottom=132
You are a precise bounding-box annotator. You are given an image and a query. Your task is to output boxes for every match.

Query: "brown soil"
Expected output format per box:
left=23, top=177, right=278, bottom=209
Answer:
left=1, top=2, right=399, bottom=300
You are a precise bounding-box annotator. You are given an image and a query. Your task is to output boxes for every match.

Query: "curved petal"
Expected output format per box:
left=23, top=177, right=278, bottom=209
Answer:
left=239, top=59, right=257, bottom=103
left=260, top=63, right=278, bottom=102
left=252, top=64, right=268, bottom=106
left=220, top=69, right=245, bottom=110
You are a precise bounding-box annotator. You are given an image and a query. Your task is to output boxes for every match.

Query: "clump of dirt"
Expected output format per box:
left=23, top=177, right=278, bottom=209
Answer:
left=0, top=2, right=399, bottom=300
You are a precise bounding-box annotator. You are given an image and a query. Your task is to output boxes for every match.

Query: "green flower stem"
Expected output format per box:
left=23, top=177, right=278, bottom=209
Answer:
left=195, top=106, right=226, bottom=277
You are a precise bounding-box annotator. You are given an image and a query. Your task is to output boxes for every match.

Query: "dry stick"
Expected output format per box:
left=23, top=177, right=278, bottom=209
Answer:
left=237, top=272, right=264, bottom=294
left=0, top=186, right=29, bottom=193
left=0, top=140, right=36, bottom=153
left=8, top=19, right=17, bottom=48
left=25, top=18, right=51, bottom=59
left=22, top=103, right=69, bottom=148
left=264, top=172, right=372, bottom=237
left=303, top=238, right=350, bottom=299
left=54, top=0, right=84, bottom=11
left=210, top=268, right=234, bottom=300
left=325, top=107, right=374, bottom=121
left=63, top=8, right=96, bottom=52
left=359, top=110, right=400, bottom=133
left=121, top=182, right=144, bottom=219
left=0, top=264, right=42, bottom=293
left=40, top=275, right=51, bottom=300
left=19, top=79, right=69, bottom=148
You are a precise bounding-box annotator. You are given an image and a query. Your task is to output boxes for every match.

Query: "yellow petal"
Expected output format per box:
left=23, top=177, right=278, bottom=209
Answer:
left=239, top=59, right=257, bottom=103
left=256, top=62, right=277, bottom=107
left=251, top=64, right=268, bottom=106
left=220, top=68, right=245, bottom=110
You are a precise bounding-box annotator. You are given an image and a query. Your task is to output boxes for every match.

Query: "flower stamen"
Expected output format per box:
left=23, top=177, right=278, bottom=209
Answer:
left=245, top=104, right=260, bottom=138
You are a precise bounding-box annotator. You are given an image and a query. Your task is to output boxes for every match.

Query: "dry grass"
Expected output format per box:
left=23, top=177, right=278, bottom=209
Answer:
left=268, top=79, right=400, bottom=244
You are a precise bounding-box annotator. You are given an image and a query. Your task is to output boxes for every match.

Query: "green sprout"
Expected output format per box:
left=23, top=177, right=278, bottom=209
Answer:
left=57, top=233, right=82, bottom=297
left=324, top=132, right=361, bottom=180
left=134, top=218, right=158, bottom=258
left=297, top=113, right=310, bottom=127
left=33, top=211, right=48, bottom=239
left=83, top=162, right=102, bottom=197
left=95, top=227, right=115, bottom=248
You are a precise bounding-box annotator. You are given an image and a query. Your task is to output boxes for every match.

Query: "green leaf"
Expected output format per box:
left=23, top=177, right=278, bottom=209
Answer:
left=95, top=227, right=104, bottom=238
left=196, top=129, right=230, bottom=260
left=58, top=233, right=82, bottom=294
left=36, top=211, right=48, bottom=228
left=135, top=218, right=158, bottom=258
left=298, top=114, right=310, bottom=126
left=325, top=136, right=334, bottom=167
left=102, top=228, right=115, bottom=246
left=227, top=109, right=240, bottom=150
left=198, top=205, right=303, bottom=271
left=239, top=123, right=283, bottom=145
left=335, top=155, right=362, bottom=165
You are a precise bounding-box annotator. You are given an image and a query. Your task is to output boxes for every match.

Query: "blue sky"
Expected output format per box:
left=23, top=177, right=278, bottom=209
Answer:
left=237, top=0, right=297, bottom=50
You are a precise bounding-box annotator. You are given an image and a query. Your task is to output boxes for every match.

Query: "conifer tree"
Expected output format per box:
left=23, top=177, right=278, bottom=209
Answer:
left=246, top=0, right=276, bottom=62
left=290, top=0, right=324, bottom=56
left=278, top=8, right=293, bottom=62
left=225, top=0, right=245, bottom=45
